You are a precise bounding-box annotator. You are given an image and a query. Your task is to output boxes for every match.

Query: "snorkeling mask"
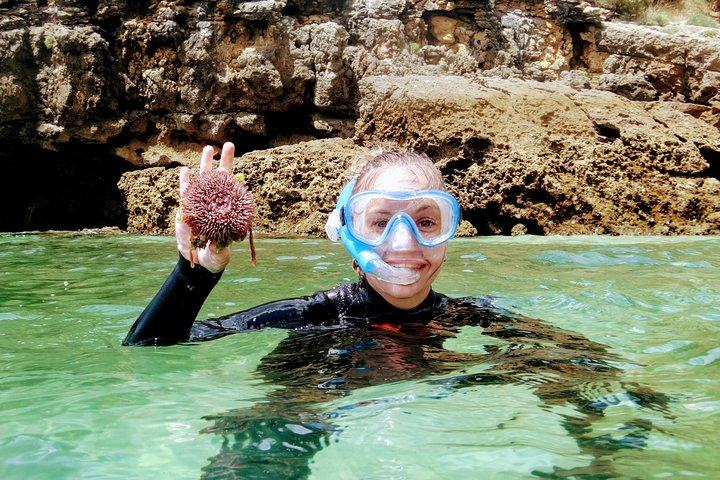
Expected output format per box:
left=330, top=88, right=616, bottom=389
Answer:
left=325, top=177, right=460, bottom=285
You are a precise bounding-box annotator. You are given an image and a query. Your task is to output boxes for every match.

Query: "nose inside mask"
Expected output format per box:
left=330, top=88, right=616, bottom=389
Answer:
left=386, top=218, right=417, bottom=251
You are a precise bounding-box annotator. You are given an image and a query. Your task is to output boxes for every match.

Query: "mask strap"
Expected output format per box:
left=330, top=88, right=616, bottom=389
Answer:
left=325, top=177, right=357, bottom=242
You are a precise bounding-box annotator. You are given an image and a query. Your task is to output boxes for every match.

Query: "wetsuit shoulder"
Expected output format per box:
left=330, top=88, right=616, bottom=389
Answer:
left=189, top=281, right=436, bottom=341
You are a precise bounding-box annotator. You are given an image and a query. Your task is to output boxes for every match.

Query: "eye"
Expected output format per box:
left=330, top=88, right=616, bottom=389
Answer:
left=372, top=219, right=389, bottom=229
left=417, top=218, right=439, bottom=230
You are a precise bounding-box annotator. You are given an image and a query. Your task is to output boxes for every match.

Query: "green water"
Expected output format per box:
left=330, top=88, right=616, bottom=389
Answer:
left=1, top=234, right=718, bottom=479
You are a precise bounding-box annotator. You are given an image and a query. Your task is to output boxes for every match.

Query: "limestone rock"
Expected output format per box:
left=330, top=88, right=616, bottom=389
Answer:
left=118, top=138, right=369, bottom=236
left=355, top=75, right=720, bottom=235
left=1, top=0, right=719, bottom=234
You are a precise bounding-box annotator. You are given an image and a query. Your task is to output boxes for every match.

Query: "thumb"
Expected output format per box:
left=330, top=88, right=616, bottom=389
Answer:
left=179, top=167, right=190, bottom=196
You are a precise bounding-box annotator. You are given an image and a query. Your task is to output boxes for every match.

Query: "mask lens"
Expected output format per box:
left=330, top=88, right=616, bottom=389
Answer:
left=346, top=191, right=459, bottom=247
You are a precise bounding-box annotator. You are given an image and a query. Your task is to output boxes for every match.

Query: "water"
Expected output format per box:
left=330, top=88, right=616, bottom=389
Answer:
left=1, top=233, right=718, bottom=479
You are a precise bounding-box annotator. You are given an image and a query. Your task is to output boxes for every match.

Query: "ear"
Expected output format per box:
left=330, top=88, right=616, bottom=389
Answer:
left=352, top=259, right=364, bottom=278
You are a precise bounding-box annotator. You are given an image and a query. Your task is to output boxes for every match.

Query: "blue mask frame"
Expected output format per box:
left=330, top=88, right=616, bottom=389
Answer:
left=325, top=177, right=460, bottom=285
left=342, top=189, right=460, bottom=248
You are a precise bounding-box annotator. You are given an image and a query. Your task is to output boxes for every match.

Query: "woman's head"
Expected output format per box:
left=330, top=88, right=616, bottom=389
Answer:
left=337, top=149, right=459, bottom=309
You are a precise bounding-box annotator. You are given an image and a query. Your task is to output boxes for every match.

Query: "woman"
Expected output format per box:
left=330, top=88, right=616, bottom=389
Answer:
left=123, top=142, right=463, bottom=346
left=123, top=143, right=667, bottom=479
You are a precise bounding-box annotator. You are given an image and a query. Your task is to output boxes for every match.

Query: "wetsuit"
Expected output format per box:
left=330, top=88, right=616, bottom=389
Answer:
left=123, top=254, right=481, bottom=347
left=124, top=255, right=671, bottom=479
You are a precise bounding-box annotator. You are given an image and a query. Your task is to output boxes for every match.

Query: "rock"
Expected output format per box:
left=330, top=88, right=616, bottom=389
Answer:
left=511, top=223, right=529, bottom=236
left=1, top=0, right=719, bottom=234
left=457, top=220, right=479, bottom=237
left=232, top=0, right=286, bottom=21
left=117, top=166, right=179, bottom=235
left=591, top=22, right=720, bottom=104
left=118, top=138, right=369, bottom=236
left=355, top=75, right=720, bottom=235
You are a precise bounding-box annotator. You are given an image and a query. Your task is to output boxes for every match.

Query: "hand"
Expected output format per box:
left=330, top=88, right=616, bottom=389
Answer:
left=176, top=142, right=236, bottom=273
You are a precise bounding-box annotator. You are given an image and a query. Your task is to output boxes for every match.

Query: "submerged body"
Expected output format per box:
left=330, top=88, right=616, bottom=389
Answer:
left=124, top=256, right=668, bottom=479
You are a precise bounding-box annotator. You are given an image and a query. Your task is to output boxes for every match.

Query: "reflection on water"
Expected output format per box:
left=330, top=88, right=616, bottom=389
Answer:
left=0, top=234, right=719, bottom=479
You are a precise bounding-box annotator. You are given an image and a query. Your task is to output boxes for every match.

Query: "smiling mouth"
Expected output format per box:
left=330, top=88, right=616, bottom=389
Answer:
left=385, top=261, right=427, bottom=272
left=376, top=263, right=422, bottom=285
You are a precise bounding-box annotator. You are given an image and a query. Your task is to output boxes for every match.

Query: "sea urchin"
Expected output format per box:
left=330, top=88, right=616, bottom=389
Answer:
left=181, top=169, right=256, bottom=266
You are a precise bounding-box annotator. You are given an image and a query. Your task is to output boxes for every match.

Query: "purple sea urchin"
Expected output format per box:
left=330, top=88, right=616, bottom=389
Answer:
left=181, top=169, right=256, bottom=266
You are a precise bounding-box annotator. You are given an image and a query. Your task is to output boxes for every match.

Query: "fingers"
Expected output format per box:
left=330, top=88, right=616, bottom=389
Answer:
left=218, top=142, right=235, bottom=173
left=199, top=145, right=215, bottom=172
left=175, top=209, right=192, bottom=262
left=198, top=142, right=235, bottom=174
left=197, top=241, right=232, bottom=273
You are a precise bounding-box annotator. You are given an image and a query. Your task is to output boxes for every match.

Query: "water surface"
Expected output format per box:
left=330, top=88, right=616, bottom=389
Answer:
left=1, top=234, right=718, bottom=479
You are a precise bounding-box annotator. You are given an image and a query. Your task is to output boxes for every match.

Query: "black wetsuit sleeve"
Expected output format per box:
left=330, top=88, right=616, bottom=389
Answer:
left=123, top=255, right=224, bottom=346
left=188, top=292, right=339, bottom=342
left=124, top=255, right=344, bottom=346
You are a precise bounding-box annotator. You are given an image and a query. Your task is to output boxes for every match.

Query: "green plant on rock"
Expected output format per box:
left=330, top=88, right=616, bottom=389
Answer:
left=641, top=8, right=671, bottom=25
left=686, top=12, right=719, bottom=27
left=597, top=0, right=719, bottom=24
left=43, top=34, right=55, bottom=49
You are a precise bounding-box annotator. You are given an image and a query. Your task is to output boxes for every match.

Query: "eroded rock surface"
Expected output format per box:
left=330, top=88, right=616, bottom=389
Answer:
left=355, top=75, right=720, bottom=235
left=119, top=138, right=367, bottom=236
left=1, top=0, right=719, bottom=234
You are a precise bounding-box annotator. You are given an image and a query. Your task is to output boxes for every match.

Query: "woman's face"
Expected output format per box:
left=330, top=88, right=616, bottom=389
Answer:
left=360, top=166, right=448, bottom=309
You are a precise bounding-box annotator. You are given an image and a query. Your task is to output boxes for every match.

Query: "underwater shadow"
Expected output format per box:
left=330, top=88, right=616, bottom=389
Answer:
left=196, top=301, right=672, bottom=479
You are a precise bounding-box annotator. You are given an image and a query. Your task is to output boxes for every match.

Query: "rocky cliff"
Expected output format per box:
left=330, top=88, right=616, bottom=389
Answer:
left=1, top=0, right=719, bottom=235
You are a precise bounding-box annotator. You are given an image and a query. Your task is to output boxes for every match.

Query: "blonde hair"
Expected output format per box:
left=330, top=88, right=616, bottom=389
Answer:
left=350, top=149, right=446, bottom=193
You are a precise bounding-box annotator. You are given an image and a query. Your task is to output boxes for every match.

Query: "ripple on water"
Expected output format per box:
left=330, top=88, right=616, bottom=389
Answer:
left=1, top=434, right=83, bottom=473
left=76, top=304, right=143, bottom=317
left=21, top=247, right=45, bottom=256
left=688, top=347, right=720, bottom=366
left=0, top=312, right=38, bottom=321
left=603, top=290, right=635, bottom=307
left=532, top=250, right=660, bottom=267
left=459, top=253, right=487, bottom=261
left=228, top=277, right=262, bottom=283
left=684, top=402, right=720, bottom=412
left=695, top=311, right=720, bottom=322
left=532, top=250, right=714, bottom=269
left=508, top=293, right=600, bottom=314
left=313, top=262, right=333, bottom=270
left=643, top=340, right=695, bottom=355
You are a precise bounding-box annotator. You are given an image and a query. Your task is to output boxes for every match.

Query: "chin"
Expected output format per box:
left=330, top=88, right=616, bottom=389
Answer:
left=381, top=280, right=427, bottom=298
left=367, top=272, right=434, bottom=309
left=367, top=245, right=447, bottom=307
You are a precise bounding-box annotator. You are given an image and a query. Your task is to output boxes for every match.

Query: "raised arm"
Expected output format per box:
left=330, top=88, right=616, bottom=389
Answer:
left=123, top=260, right=342, bottom=346
left=123, top=143, right=240, bottom=346
left=123, top=255, right=223, bottom=346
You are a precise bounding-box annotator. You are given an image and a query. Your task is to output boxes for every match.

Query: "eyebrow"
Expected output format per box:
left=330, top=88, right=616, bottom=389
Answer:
left=366, top=203, right=438, bottom=216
